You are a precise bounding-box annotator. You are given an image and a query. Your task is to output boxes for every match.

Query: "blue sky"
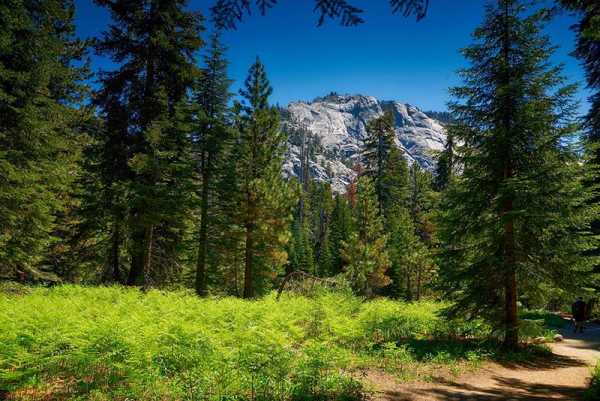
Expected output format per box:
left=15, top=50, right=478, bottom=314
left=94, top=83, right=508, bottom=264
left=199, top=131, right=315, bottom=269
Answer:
left=75, top=0, right=588, bottom=113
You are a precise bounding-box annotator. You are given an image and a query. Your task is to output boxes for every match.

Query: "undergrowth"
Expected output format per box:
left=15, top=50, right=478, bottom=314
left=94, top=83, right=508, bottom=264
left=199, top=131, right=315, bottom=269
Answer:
left=586, top=360, right=600, bottom=401
left=0, top=285, right=555, bottom=400
left=520, top=309, right=567, bottom=340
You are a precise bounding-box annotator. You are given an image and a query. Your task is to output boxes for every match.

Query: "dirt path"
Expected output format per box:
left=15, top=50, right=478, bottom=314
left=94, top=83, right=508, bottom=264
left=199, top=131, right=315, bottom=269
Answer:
left=368, top=322, right=600, bottom=400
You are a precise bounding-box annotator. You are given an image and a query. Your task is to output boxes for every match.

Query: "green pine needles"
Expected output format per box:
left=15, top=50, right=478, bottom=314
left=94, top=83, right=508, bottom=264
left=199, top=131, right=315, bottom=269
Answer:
left=438, top=0, right=597, bottom=348
left=0, top=0, right=89, bottom=282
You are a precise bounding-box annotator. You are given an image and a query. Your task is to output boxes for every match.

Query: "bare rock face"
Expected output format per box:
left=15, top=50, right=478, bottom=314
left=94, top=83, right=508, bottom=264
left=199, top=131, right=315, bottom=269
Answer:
left=281, top=94, right=447, bottom=193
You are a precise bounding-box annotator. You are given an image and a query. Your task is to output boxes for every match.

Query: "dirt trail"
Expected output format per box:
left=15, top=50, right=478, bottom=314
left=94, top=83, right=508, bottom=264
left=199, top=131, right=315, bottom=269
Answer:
left=369, top=322, right=600, bottom=400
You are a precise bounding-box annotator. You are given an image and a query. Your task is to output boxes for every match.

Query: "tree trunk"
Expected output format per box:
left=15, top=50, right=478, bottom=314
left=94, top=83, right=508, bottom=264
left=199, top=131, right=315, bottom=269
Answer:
left=141, top=224, right=154, bottom=290
left=109, top=221, right=121, bottom=283
left=127, top=255, right=143, bottom=285
left=195, top=153, right=211, bottom=296
left=127, top=225, right=145, bottom=286
left=503, top=203, right=518, bottom=349
left=500, top=2, right=518, bottom=350
left=504, top=268, right=518, bottom=348
left=502, top=156, right=518, bottom=348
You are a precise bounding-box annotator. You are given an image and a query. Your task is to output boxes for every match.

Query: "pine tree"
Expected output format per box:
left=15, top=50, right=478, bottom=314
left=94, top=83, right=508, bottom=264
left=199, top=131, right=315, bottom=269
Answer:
left=192, top=32, right=233, bottom=296
left=309, top=182, right=335, bottom=276
left=75, top=115, right=130, bottom=283
left=409, top=163, right=435, bottom=244
left=560, top=0, right=600, bottom=277
left=381, top=146, right=410, bottom=219
left=434, top=132, right=456, bottom=192
left=235, top=57, right=294, bottom=298
left=328, top=194, right=354, bottom=276
left=363, top=110, right=396, bottom=216
left=342, top=176, right=391, bottom=296
left=212, top=121, right=246, bottom=295
left=286, top=124, right=317, bottom=277
left=387, top=206, right=434, bottom=300
left=94, top=0, right=203, bottom=287
left=288, top=193, right=315, bottom=275
left=0, top=0, right=89, bottom=281
left=439, top=0, right=593, bottom=348
left=383, top=161, right=435, bottom=301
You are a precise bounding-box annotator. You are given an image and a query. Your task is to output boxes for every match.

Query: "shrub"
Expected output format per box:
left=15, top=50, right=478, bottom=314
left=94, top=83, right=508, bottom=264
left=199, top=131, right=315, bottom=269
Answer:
left=586, top=361, right=600, bottom=401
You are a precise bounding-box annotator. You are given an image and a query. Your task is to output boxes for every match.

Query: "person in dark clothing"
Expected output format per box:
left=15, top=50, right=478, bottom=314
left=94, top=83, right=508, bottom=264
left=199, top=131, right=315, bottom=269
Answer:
left=572, top=297, right=587, bottom=333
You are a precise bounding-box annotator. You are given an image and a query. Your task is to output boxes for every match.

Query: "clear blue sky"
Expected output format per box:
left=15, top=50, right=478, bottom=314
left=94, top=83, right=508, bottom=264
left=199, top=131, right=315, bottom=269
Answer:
left=74, top=0, right=588, bottom=113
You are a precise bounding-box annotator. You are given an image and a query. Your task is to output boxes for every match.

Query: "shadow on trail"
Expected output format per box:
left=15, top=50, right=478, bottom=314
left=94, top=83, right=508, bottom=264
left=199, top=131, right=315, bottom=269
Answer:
left=381, top=376, right=584, bottom=401
left=401, top=338, right=583, bottom=370
left=376, top=336, right=592, bottom=400
left=495, top=351, right=586, bottom=370
left=385, top=376, right=583, bottom=401
left=371, top=323, right=600, bottom=400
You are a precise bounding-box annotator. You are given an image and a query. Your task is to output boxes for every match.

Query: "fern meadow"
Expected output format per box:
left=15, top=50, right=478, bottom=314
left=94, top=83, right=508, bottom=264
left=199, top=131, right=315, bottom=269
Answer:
left=0, top=285, right=562, bottom=400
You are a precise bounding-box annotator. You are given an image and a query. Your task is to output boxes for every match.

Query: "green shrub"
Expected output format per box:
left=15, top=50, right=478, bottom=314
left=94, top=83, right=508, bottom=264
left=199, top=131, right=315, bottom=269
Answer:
left=520, top=309, right=568, bottom=341
left=586, top=361, right=600, bottom=401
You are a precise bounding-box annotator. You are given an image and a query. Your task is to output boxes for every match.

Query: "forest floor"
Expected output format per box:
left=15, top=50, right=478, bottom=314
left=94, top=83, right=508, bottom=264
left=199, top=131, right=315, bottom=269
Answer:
left=366, top=319, right=600, bottom=400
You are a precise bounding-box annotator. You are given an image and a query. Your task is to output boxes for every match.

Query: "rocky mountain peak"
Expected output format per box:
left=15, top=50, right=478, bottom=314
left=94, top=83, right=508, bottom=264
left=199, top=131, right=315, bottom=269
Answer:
left=282, top=94, right=447, bottom=193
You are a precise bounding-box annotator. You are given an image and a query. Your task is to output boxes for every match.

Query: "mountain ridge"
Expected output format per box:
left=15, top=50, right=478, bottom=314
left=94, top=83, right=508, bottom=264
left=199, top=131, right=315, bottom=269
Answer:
left=281, top=93, right=447, bottom=193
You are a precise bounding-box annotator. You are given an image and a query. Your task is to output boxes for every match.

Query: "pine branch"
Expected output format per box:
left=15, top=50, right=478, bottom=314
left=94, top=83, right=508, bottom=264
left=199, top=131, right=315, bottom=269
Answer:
left=211, top=0, right=277, bottom=29
left=390, top=0, right=429, bottom=21
left=213, top=0, right=431, bottom=29
left=313, top=0, right=364, bottom=27
left=211, top=0, right=251, bottom=30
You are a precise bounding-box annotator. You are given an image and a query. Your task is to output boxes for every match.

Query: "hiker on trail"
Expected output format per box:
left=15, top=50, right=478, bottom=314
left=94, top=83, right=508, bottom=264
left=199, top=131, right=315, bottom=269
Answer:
left=572, top=297, right=587, bottom=334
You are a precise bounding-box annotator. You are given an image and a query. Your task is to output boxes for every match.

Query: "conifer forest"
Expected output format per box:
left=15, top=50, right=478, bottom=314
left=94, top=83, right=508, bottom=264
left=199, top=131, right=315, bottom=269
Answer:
left=1, top=0, right=600, bottom=400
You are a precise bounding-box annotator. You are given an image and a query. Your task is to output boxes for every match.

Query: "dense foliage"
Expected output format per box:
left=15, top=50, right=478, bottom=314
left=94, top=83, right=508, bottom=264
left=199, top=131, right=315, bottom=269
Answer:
left=0, top=0, right=89, bottom=282
left=439, top=0, right=595, bottom=348
left=560, top=0, right=600, bottom=284
left=586, top=360, right=600, bottom=401
left=0, top=285, right=559, bottom=400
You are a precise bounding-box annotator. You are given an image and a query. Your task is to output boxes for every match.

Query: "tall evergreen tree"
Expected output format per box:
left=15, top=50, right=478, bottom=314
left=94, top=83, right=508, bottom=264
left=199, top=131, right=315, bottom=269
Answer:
left=387, top=206, right=434, bottom=300
left=192, top=32, right=233, bottom=296
left=75, top=114, right=131, bottom=283
left=328, top=193, right=354, bottom=276
left=409, top=163, right=435, bottom=244
left=363, top=110, right=396, bottom=216
left=342, top=176, right=391, bottom=296
left=94, top=0, right=203, bottom=287
left=288, top=192, right=316, bottom=275
left=212, top=119, right=246, bottom=295
left=309, top=182, right=335, bottom=276
left=235, top=57, right=294, bottom=298
left=439, top=0, right=593, bottom=348
left=560, top=0, right=600, bottom=276
left=286, top=124, right=317, bottom=277
left=381, top=146, right=410, bottom=218
left=0, top=0, right=89, bottom=281
left=434, top=132, right=456, bottom=192
left=383, top=161, right=435, bottom=300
